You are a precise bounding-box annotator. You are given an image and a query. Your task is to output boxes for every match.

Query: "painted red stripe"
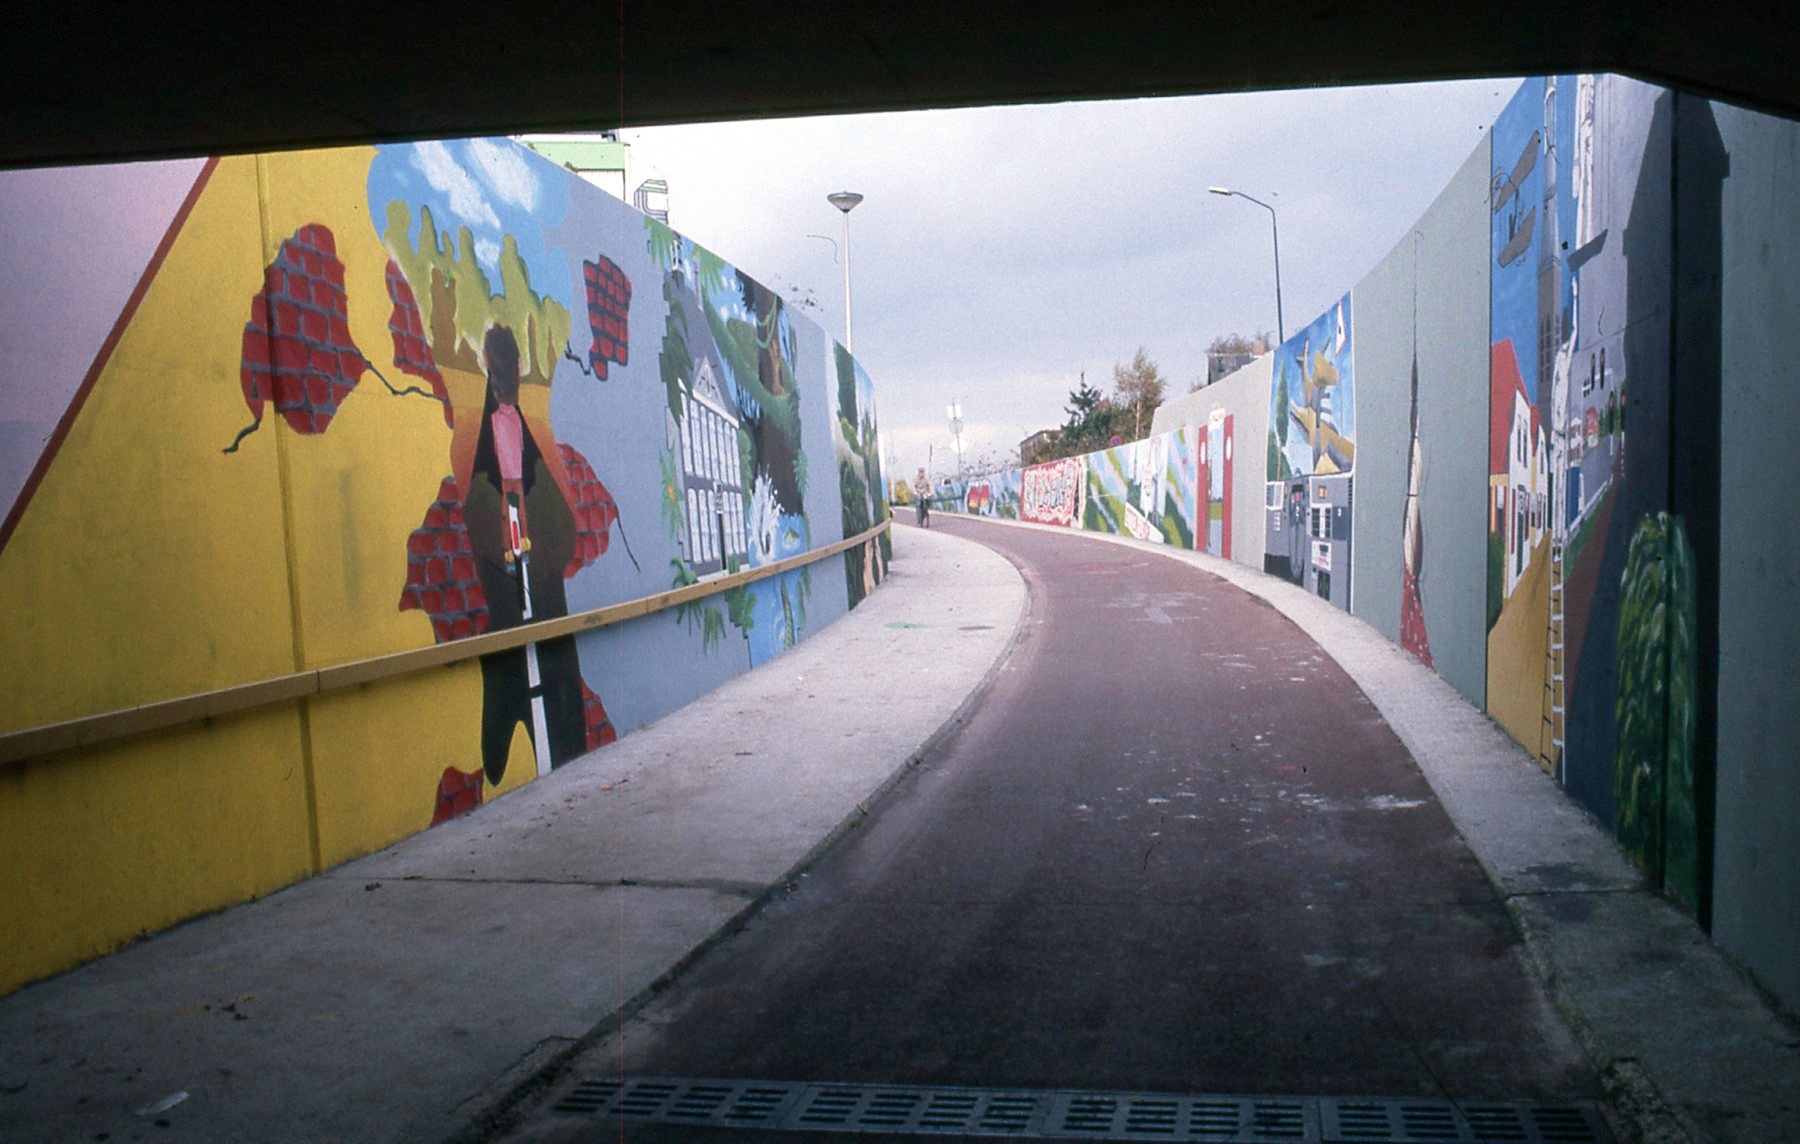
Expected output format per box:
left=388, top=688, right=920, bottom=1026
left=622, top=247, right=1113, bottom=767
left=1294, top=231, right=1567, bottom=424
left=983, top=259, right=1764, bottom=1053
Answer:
left=0, top=156, right=222, bottom=558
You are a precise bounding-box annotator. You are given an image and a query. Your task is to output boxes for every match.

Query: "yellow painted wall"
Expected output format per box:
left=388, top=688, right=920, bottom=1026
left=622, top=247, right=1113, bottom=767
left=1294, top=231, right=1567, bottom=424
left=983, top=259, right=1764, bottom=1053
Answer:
left=0, top=150, right=503, bottom=994
left=0, top=157, right=325, bottom=994
left=0, top=699, right=315, bottom=994
left=247, top=149, right=495, bottom=865
left=304, top=666, right=536, bottom=869
left=0, top=157, right=292, bottom=730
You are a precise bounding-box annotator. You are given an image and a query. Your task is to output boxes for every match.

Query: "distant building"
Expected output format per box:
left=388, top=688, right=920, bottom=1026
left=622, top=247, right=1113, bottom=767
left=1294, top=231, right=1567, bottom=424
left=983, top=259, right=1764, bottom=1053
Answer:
left=517, top=132, right=669, bottom=223
left=1205, top=338, right=1269, bottom=387
left=1019, top=428, right=1059, bottom=467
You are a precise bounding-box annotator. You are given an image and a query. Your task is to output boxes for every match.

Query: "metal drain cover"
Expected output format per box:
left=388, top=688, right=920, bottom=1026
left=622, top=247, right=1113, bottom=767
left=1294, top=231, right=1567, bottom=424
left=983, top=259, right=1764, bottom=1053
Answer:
left=551, top=1077, right=1614, bottom=1141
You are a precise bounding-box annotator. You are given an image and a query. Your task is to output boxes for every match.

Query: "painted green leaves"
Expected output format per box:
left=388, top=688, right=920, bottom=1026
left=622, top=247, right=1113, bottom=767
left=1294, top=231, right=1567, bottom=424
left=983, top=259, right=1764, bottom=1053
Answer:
left=1614, top=512, right=1699, bottom=911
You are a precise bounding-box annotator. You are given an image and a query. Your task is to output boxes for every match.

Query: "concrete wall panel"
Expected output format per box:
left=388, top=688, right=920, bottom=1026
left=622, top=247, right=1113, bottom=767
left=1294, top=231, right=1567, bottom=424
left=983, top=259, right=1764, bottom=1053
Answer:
left=1711, top=102, right=1800, bottom=1013
left=1348, top=139, right=1492, bottom=706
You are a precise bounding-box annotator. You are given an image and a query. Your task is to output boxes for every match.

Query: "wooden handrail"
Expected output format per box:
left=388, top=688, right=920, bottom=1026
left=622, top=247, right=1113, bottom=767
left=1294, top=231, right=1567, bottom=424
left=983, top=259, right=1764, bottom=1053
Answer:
left=0, top=520, right=890, bottom=767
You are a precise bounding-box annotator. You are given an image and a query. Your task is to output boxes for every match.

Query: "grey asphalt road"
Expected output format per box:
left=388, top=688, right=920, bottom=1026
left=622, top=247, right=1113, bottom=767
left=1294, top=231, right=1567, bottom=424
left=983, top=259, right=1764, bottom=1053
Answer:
left=501, top=517, right=1599, bottom=1140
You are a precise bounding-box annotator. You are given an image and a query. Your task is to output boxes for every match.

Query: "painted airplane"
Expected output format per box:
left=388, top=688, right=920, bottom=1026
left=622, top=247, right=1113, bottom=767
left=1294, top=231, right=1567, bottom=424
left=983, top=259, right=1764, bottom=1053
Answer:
left=1494, top=130, right=1542, bottom=268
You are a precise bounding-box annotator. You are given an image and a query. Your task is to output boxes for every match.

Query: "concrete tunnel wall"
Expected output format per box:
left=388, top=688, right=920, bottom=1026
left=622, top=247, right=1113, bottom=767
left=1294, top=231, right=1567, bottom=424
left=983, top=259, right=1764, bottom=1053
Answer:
left=1712, top=102, right=1800, bottom=1013
left=0, top=141, right=892, bottom=996
left=946, top=76, right=1800, bottom=1015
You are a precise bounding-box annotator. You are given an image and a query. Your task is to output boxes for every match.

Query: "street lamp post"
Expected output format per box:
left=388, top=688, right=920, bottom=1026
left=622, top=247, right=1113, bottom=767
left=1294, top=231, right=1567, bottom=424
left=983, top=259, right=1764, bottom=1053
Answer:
left=827, top=191, right=863, bottom=353
left=1209, top=186, right=1284, bottom=344
left=947, top=402, right=965, bottom=478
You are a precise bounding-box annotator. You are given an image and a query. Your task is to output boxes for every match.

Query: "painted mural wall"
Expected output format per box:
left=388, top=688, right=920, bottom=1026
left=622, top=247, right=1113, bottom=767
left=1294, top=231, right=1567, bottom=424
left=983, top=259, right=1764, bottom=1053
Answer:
left=1348, top=138, right=1491, bottom=708
left=941, top=76, right=1794, bottom=1013
left=0, top=139, right=887, bottom=995
left=1082, top=430, right=1198, bottom=547
left=1154, top=353, right=1272, bottom=567
left=1197, top=411, right=1234, bottom=560
left=1021, top=456, right=1087, bottom=527
left=1265, top=295, right=1356, bottom=610
left=963, top=468, right=1022, bottom=519
left=1481, top=76, right=1704, bottom=907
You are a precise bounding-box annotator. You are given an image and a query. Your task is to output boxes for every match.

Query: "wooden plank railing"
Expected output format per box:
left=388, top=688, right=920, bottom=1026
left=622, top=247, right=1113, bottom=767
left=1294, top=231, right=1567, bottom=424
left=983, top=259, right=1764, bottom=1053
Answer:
left=0, top=521, right=890, bottom=767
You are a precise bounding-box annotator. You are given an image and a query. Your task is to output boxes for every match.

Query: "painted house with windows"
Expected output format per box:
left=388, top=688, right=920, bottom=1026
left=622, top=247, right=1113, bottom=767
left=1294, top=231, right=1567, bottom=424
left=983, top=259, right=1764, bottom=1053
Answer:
left=672, top=357, right=748, bottom=577
left=1490, top=340, right=1549, bottom=597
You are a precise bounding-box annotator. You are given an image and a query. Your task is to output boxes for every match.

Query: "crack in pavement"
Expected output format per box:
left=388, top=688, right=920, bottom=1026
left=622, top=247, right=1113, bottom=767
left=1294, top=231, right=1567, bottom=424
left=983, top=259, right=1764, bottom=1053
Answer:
left=323, top=872, right=767, bottom=897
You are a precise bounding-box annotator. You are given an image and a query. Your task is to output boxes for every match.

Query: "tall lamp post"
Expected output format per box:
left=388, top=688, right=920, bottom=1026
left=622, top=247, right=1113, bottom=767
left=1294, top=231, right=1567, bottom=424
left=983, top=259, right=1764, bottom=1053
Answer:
left=1209, top=186, right=1284, bottom=344
left=947, top=402, right=965, bottom=478
left=827, top=191, right=863, bottom=353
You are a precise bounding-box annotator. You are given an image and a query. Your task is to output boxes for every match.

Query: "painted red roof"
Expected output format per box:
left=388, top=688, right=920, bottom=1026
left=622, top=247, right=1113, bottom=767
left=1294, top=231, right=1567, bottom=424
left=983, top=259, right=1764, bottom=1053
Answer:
left=1490, top=340, right=1528, bottom=475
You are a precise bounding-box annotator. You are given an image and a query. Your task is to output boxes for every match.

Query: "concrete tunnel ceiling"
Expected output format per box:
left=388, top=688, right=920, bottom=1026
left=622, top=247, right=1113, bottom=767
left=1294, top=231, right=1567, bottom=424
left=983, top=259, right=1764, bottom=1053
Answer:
left=5, top=0, right=1799, bottom=168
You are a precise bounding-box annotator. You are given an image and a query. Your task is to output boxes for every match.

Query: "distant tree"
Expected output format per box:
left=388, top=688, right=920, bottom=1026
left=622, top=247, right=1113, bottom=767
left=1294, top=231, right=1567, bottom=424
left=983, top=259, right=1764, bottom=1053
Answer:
left=1113, top=348, right=1167, bottom=440
left=1210, top=331, right=1274, bottom=356
left=964, top=443, right=1022, bottom=475
left=770, top=273, right=821, bottom=313
left=891, top=477, right=915, bottom=505
left=1193, top=331, right=1275, bottom=391
left=1050, top=376, right=1119, bottom=460
left=1065, top=377, right=1105, bottom=431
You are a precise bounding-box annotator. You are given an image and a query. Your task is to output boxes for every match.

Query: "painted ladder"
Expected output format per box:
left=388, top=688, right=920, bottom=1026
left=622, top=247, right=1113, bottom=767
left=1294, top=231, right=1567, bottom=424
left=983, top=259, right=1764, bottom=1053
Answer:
left=1539, top=543, right=1566, bottom=776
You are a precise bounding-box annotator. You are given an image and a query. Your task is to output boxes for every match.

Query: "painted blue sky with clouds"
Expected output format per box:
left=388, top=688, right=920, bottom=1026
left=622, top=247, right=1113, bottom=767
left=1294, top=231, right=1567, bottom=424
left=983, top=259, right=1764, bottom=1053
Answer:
left=367, top=137, right=576, bottom=316
left=1270, top=292, right=1354, bottom=478
left=1490, top=76, right=1544, bottom=405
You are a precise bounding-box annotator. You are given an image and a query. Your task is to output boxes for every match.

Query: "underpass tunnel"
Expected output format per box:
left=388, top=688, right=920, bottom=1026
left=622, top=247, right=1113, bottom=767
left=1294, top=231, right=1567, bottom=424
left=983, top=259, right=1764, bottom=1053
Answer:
left=1, top=11, right=1798, bottom=1140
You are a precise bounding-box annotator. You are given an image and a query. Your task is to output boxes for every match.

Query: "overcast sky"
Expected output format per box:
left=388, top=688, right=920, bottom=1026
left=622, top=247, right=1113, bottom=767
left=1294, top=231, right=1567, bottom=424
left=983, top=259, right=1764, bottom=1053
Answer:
left=622, top=79, right=1520, bottom=474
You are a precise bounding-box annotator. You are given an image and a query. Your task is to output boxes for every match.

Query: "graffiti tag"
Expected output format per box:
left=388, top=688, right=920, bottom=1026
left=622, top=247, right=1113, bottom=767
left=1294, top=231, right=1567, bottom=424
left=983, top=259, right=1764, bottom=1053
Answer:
left=1021, top=458, right=1085, bottom=527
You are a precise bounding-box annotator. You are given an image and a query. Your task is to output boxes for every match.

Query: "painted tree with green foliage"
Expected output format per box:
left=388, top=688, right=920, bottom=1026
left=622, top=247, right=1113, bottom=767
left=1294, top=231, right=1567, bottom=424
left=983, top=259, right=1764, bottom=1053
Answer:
left=1267, top=357, right=1293, bottom=481
left=1614, top=512, right=1699, bottom=912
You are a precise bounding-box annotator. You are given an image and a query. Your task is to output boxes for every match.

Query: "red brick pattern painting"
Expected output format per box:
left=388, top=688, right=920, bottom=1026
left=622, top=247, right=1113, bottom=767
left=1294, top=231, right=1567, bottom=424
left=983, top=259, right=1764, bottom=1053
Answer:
left=430, top=766, right=485, bottom=825
left=581, top=679, right=619, bottom=751
left=397, top=477, right=492, bottom=643
left=383, top=260, right=452, bottom=427
left=229, top=224, right=365, bottom=450
left=582, top=256, right=631, bottom=378
left=559, top=444, right=622, bottom=578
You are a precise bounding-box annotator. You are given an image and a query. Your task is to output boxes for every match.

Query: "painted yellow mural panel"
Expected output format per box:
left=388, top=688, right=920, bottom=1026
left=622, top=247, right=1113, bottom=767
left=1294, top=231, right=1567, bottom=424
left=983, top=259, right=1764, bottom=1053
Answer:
left=245, top=147, right=568, bottom=855
left=0, top=156, right=294, bottom=733
left=305, top=664, right=491, bottom=868
left=1486, top=531, right=1552, bottom=760
left=249, top=147, right=458, bottom=669
left=0, top=707, right=313, bottom=996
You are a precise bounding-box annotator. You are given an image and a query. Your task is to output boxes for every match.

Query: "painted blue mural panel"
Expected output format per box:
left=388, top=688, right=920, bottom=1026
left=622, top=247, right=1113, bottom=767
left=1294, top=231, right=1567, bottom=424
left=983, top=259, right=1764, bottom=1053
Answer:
left=1265, top=293, right=1356, bottom=610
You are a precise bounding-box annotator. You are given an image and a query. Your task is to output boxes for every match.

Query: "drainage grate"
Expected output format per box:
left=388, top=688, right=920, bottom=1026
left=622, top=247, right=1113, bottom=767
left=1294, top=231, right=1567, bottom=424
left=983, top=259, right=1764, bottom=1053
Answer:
left=1320, top=1098, right=1612, bottom=1142
left=551, top=1078, right=1613, bottom=1142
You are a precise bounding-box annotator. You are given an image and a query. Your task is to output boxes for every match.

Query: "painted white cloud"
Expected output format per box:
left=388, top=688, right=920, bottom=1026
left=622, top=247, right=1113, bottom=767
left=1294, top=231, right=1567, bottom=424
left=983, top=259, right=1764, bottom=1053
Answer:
left=410, top=140, right=502, bottom=232
left=473, top=237, right=502, bottom=272
left=469, top=137, right=540, bottom=211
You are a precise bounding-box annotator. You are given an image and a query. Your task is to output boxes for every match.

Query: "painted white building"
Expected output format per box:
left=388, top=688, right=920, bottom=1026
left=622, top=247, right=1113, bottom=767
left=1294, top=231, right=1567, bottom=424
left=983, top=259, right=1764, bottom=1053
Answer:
left=673, top=358, right=748, bottom=577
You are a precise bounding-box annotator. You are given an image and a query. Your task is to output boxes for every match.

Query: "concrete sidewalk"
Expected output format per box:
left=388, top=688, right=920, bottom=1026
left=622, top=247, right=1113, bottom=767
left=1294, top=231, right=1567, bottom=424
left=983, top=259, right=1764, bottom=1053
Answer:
left=943, top=513, right=1800, bottom=1144
left=0, top=525, right=1026, bottom=1144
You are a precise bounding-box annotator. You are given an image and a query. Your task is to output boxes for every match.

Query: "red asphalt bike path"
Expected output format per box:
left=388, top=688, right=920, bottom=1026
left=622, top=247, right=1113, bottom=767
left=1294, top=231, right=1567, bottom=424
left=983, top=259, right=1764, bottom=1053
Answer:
left=507, top=516, right=1600, bottom=1140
